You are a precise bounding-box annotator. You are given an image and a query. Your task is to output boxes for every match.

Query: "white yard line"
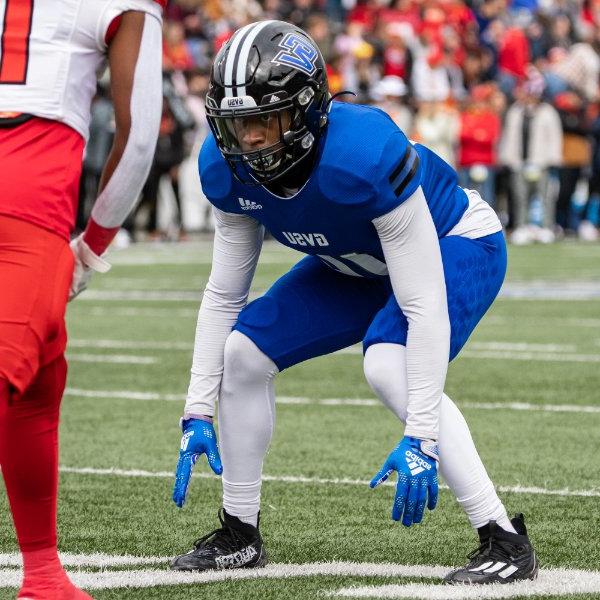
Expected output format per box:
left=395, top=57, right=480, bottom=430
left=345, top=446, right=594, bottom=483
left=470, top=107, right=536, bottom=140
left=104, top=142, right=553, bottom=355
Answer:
left=69, top=339, right=192, bottom=351
left=570, top=318, right=600, bottom=327
left=67, top=339, right=578, bottom=353
left=460, top=350, right=600, bottom=363
left=57, top=466, right=600, bottom=498
left=72, top=283, right=600, bottom=302
left=0, top=552, right=166, bottom=568
left=73, top=290, right=202, bottom=302
left=459, top=401, right=600, bottom=414
left=500, top=281, right=600, bottom=300
left=65, top=337, right=600, bottom=364
left=468, top=342, right=577, bottom=352
left=333, top=568, right=600, bottom=599
left=489, top=317, right=600, bottom=328
left=0, top=562, right=444, bottom=589
left=65, top=388, right=184, bottom=401
left=77, top=307, right=198, bottom=318
left=73, top=289, right=262, bottom=302
left=66, top=343, right=600, bottom=364
left=69, top=308, right=600, bottom=328
left=90, top=277, right=205, bottom=288
left=66, top=354, right=157, bottom=365
left=337, top=344, right=600, bottom=363
left=63, top=387, right=600, bottom=415
left=0, top=562, right=599, bottom=596
left=109, top=255, right=295, bottom=266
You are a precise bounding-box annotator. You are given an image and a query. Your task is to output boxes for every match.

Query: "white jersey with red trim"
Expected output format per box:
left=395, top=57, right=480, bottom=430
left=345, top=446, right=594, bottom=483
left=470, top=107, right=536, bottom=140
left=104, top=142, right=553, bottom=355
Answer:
left=0, top=0, right=163, bottom=140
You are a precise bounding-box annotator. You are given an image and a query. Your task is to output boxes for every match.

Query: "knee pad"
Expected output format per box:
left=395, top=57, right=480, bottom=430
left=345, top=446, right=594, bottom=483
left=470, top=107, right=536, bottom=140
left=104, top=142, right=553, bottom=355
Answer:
left=363, top=343, right=409, bottom=421
left=223, top=330, right=278, bottom=389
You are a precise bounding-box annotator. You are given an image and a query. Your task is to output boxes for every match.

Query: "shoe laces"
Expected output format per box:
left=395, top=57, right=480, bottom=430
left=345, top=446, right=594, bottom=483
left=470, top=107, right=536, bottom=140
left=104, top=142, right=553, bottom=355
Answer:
left=467, top=534, right=514, bottom=565
left=193, top=511, right=250, bottom=554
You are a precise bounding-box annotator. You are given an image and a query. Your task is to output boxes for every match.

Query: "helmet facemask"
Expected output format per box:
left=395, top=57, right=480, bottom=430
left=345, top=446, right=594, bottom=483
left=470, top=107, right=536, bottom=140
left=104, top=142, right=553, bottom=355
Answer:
left=206, top=87, right=321, bottom=185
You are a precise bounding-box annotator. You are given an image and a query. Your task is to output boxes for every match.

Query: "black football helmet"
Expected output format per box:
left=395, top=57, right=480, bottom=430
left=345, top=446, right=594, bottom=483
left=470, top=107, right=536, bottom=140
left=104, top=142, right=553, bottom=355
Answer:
left=205, top=20, right=330, bottom=185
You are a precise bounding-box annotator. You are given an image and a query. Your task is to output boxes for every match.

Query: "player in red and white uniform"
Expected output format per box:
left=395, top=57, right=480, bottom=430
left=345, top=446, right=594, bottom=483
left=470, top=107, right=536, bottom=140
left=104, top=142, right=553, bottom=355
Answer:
left=0, top=1, right=164, bottom=598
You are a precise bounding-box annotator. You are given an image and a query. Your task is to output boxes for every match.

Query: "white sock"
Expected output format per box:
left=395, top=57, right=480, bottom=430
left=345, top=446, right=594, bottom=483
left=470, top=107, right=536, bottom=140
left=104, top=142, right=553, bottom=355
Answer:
left=364, top=343, right=516, bottom=533
left=235, top=511, right=259, bottom=528
left=219, top=331, right=278, bottom=524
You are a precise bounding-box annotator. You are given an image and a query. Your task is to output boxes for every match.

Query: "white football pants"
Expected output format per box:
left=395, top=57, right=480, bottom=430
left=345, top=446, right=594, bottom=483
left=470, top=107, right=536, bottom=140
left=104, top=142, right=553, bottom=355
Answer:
left=219, top=331, right=514, bottom=532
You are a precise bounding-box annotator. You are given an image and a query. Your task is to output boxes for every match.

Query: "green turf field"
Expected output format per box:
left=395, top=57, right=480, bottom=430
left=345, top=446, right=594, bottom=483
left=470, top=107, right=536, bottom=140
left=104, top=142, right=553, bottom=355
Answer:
left=1, top=239, right=599, bottom=599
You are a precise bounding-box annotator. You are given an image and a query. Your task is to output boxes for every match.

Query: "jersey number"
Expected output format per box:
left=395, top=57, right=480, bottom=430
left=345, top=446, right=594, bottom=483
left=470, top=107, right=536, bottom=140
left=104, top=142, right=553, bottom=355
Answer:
left=0, top=0, right=34, bottom=84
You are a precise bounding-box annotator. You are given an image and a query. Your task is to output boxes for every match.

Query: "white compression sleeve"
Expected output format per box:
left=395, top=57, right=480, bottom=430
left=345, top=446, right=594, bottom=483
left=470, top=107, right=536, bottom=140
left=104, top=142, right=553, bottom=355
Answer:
left=372, top=187, right=450, bottom=440
left=90, top=13, right=162, bottom=228
left=185, top=208, right=264, bottom=417
left=219, top=330, right=279, bottom=524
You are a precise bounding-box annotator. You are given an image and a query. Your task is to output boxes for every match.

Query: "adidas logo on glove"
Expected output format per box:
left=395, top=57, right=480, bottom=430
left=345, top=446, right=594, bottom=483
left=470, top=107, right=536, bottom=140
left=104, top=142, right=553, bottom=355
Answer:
left=405, top=450, right=431, bottom=475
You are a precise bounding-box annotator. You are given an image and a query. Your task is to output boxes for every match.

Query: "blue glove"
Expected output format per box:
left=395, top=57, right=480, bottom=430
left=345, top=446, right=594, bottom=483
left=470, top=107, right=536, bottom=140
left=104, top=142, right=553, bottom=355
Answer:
left=370, top=436, right=439, bottom=527
left=172, top=417, right=223, bottom=508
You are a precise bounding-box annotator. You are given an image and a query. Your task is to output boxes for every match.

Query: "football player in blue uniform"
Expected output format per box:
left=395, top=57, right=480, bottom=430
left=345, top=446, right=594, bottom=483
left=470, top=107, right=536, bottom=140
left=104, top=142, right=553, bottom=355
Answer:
left=170, top=20, right=537, bottom=584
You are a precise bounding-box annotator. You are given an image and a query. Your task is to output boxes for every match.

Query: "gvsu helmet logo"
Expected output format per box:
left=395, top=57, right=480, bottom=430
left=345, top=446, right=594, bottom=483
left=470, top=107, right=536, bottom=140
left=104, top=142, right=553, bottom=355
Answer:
left=271, top=33, right=318, bottom=76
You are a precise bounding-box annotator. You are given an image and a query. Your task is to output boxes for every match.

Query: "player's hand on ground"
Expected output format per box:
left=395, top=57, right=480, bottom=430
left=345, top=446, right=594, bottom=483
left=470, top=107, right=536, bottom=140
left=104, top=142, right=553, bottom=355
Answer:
left=370, top=436, right=439, bottom=527
left=172, top=417, right=223, bottom=508
left=69, top=233, right=111, bottom=300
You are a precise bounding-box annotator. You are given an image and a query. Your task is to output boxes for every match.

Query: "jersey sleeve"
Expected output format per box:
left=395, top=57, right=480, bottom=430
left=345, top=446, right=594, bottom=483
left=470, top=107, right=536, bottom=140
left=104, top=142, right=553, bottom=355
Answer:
left=198, top=134, right=236, bottom=212
left=318, top=117, right=423, bottom=221
left=367, top=130, right=422, bottom=220
left=96, top=0, right=163, bottom=50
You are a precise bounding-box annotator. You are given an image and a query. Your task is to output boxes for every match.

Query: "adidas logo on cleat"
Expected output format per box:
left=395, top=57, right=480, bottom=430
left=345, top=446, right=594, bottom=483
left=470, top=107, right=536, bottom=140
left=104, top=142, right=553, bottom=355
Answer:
left=467, top=561, right=520, bottom=579
left=171, top=510, right=267, bottom=573
left=215, top=545, right=259, bottom=569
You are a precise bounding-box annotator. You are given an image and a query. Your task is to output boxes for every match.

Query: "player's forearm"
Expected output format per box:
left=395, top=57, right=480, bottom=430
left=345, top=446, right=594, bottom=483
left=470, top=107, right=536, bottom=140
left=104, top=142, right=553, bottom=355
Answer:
left=373, top=188, right=449, bottom=439
left=185, top=209, right=264, bottom=417
left=84, top=13, right=162, bottom=255
left=185, top=283, right=252, bottom=417
left=402, top=317, right=449, bottom=439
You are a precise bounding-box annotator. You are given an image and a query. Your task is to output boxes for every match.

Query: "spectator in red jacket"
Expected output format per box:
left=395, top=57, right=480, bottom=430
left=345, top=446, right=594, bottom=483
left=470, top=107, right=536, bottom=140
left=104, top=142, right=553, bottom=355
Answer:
left=379, top=0, right=421, bottom=32
left=494, top=21, right=531, bottom=97
left=163, top=20, right=195, bottom=71
left=382, top=22, right=414, bottom=80
left=457, top=83, right=502, bottom=205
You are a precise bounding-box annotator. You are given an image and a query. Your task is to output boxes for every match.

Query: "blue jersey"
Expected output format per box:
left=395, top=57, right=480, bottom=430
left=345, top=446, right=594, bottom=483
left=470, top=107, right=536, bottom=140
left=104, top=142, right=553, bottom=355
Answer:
left=199, top=101, right=468, bottom=277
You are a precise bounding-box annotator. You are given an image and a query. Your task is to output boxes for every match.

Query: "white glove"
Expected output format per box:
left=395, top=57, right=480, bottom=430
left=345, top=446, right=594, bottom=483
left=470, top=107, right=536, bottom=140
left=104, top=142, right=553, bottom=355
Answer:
left=69, top=234, right=111, bottom=301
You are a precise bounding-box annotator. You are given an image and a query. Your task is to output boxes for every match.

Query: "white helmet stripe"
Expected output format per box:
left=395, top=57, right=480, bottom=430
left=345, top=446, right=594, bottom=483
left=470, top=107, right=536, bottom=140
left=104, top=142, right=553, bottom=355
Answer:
left=235, top=20, right=276, bottom=97
left=224, top=23, right=255, bottom=97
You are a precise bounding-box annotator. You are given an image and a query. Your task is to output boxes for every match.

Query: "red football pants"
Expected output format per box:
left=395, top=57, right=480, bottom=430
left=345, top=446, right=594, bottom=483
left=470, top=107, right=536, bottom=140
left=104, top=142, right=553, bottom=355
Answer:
left=0, top=216, right=73, bottom=552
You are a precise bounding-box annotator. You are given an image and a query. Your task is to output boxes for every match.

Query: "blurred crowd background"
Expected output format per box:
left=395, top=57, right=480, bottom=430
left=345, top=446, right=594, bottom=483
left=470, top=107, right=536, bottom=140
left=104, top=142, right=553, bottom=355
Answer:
left=79, top=0, right=600, bottom=246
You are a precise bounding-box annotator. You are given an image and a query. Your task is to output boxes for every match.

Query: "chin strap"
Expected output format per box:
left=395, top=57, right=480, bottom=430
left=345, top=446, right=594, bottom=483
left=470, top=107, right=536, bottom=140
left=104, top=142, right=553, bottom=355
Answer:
left=325, top=90, right=356, bottom=111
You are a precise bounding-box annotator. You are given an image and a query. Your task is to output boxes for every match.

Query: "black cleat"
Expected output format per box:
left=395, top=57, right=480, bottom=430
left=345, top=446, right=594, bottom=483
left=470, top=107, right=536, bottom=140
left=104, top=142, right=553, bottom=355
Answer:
left=444, top=514, right=538, bottom=584
left=171, top=509, right=268, bottom=572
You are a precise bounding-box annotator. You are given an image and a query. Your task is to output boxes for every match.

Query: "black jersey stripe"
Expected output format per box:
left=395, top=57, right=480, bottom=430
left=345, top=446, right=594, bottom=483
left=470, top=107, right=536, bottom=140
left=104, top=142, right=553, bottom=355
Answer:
left=388, top=146, right=412, bottom=184
left=393, top=154, right=420, bottom=197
